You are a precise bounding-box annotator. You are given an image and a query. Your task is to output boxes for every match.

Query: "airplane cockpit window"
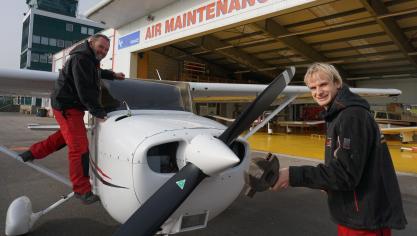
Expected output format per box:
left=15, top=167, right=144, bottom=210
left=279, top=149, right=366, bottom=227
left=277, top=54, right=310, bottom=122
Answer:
left=100, top=79, right=192, bottom=112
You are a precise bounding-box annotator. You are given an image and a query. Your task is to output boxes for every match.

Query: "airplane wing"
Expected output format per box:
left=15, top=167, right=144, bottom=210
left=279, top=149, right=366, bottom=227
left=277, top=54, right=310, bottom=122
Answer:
left=0, top=68, right=401, bottom=102
left=381, top=126, right=417, bottom=134
left=381, top=126, right=417, bottom=143
left=0, top=68, right=57, bottom=97
left=188, top=81, right=402, bottom=103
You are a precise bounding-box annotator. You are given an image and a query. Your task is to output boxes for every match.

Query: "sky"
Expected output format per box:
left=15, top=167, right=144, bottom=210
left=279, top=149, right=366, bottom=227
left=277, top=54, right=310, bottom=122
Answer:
left=0, top=0, right=101, bottom=69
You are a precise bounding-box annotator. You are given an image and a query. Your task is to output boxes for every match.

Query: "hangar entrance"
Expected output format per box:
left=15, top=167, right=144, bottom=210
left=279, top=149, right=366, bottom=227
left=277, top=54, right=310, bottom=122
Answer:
left=135, top=0, right=417, bottom=85
left=133, top=0, right=417, bottom=131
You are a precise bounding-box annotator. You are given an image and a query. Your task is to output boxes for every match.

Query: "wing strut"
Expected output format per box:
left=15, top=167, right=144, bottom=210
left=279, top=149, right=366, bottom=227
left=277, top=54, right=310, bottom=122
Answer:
left=242, top=94, right=298, bottom=140
left=0, top=146, right=71, bottom=187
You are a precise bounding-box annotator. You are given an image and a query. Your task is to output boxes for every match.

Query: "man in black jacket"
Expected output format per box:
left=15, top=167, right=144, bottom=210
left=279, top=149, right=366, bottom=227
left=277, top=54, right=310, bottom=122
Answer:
left=19, top=34, right=125, bottom=204
left=272, top=63, right=407, bottom=235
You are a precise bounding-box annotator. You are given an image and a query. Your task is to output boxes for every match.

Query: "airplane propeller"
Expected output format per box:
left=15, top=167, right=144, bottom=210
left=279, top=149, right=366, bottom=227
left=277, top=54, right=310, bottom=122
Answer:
left=113, top=67, right=295, bottom=236
left=218, top=67, right=294, bottom=146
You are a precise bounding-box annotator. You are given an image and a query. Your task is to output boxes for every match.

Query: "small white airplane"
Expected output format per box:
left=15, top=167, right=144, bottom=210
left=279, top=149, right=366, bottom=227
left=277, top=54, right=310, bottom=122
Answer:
left=0, top=67, right=401, bottom=236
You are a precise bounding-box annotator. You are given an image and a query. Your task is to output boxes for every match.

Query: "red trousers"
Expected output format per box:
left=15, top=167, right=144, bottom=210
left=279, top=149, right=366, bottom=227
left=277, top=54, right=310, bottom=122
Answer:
left=338, top=225, right=391, bottom=236
left=29, top=108, right=91, bottom=194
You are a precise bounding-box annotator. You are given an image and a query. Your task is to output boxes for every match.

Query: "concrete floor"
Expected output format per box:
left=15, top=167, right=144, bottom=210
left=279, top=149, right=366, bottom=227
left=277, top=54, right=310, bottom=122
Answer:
left=0, top=112, right=416, bottom=236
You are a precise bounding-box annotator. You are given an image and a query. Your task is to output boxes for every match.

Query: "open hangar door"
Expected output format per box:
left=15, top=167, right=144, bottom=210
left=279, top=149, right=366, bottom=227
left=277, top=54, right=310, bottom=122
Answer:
left=138, top=0, right=417, bottom=87
left=134, top=0, right=417, bottom=121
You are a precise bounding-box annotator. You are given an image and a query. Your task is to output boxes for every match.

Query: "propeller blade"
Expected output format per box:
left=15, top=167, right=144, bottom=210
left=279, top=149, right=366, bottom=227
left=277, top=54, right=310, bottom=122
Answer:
left=113, top=163, right=206, bottom=236
left=218, top=67, right=295, bottom=146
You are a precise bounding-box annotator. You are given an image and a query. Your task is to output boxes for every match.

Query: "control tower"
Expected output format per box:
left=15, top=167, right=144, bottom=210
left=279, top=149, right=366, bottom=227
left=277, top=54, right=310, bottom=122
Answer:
left=26, top=0, right=78, bottom=17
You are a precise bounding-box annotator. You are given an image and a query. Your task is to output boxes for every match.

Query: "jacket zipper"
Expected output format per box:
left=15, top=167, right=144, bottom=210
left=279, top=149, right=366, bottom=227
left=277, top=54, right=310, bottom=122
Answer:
left=353, top=191, right=360, bottom=212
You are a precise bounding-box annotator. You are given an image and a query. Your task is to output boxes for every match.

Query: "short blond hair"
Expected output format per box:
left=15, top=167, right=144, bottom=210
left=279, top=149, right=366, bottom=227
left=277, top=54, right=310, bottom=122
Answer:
left=304, top=63, right=342, bottom=85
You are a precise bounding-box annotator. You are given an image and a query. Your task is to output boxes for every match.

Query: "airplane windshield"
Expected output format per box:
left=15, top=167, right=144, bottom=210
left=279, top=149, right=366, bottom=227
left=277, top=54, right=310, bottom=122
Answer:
left=101, top=79, right=192, bottom=112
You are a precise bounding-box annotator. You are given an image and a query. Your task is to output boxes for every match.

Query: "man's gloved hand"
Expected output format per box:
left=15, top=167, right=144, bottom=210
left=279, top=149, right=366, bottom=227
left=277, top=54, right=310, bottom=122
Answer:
left=244, top=153, right=280, bottom=198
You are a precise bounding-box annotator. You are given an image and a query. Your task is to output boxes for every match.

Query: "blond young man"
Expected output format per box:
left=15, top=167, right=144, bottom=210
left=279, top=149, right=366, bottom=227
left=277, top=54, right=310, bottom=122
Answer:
left=272, top=63, right=407, bottom=235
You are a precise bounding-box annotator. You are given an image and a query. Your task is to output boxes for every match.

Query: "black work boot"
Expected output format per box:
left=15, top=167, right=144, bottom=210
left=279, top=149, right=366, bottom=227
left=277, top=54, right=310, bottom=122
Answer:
left=19, top=150, right=35, bottom=162
left=75, top=191, right=100, bottom=205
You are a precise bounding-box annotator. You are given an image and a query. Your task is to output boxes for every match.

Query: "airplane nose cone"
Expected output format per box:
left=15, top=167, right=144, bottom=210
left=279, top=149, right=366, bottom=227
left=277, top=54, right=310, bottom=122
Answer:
left=184, top=134, right=240, bottom=176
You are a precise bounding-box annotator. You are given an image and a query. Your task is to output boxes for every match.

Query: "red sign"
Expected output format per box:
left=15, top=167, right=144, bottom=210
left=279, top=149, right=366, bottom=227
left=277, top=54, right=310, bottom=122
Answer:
left=145, top=0, right=269, bottom=40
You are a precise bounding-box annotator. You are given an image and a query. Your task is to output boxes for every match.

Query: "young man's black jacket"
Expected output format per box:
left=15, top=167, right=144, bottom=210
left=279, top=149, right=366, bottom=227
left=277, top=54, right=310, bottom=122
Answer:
left=51, top=40, right=115, bottom=118
left=289, top=85, right=407, bottom=230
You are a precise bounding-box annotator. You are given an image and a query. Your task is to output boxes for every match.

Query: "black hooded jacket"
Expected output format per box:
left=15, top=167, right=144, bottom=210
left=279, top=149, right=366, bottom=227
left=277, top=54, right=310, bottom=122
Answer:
left=289, top=85, right=407, bottom=230
left=51, top=40, right=115, bottom=118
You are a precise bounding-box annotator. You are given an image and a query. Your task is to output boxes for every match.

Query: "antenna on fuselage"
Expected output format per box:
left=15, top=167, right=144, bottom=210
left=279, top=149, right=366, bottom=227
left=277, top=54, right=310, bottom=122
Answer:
left=122, top=101, right=132, bottom=117
left=156, top=69, right=162, bottom=80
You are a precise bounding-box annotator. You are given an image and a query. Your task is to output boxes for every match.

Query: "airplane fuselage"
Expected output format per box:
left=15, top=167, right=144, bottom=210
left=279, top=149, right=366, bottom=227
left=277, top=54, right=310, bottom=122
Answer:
left=89, top=110, right=250, bottom=234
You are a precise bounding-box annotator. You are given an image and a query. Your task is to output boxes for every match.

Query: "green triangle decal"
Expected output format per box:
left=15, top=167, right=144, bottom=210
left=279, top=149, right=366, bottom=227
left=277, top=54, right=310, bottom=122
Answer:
left=176, top=179, right=186, bottom=190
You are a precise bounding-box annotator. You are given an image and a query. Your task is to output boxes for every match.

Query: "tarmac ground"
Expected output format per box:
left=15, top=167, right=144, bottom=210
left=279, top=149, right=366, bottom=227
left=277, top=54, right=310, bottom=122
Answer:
left=0, top=112, right=416, bottom=236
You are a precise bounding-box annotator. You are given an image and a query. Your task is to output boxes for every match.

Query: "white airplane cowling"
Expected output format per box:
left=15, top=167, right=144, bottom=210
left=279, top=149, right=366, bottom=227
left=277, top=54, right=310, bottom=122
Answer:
left=90, top=110, right=250, bottom=234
